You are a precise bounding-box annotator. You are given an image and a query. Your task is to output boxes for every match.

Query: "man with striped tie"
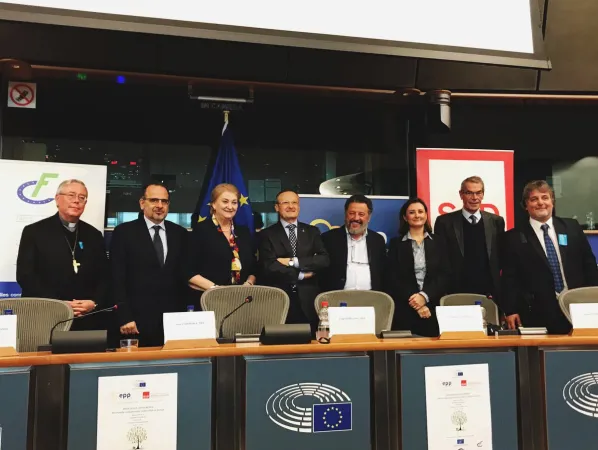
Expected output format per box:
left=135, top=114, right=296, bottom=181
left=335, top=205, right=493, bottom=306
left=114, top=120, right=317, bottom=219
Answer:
left=501, top=180, right=598, bottom=334
left=259, top=190, right=330, bottom=330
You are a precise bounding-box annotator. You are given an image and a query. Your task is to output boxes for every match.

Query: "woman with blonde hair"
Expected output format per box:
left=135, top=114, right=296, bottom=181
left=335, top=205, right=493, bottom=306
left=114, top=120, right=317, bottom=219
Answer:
left=188, top=183, right=256, bottom=293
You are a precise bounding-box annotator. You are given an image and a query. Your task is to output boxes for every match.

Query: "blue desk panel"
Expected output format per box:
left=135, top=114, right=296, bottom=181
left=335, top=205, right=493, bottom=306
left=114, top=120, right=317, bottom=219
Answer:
left=398, top=350, right=519, bottom=450
left=244, top=353, right=371, bottom=450
left=0, top=367, right=30, bottom=450
left=544, top=349, right=598, bottom=450
left=66, top=358, right=212, bottom=450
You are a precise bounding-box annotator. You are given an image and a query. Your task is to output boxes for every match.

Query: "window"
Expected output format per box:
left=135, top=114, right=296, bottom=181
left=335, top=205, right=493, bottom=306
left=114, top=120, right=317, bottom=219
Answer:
left=2, top=76, right=409, bottom=228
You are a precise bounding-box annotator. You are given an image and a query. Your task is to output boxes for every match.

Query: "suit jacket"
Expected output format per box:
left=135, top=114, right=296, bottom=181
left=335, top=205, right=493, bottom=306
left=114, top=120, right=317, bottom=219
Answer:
left=434, top=210, right=505, bottom=300
left=501, top=216, right=598, bottom=333
left=110, top=218, right=190, bottom=343
left=320, top=227, right=387, bottom=292
left=258, top=221, right=330, bottom=323
left=187, top=218, right=256, bottom=286
left=386, top=234, right=449, bottom=336
left=17, top=213, right=108, bottom=330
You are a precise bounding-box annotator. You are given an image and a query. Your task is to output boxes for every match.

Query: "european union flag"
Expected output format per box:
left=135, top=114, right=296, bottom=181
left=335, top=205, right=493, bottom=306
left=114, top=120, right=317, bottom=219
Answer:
left=312, top=402, right=352, bottom=433
left=457, top=439, right=465, bottom=444
left=138, top=382, right=146, bottom=387
left=457, top=371, right=463, bottom=376
left=193, top=124, right=253, bottom=234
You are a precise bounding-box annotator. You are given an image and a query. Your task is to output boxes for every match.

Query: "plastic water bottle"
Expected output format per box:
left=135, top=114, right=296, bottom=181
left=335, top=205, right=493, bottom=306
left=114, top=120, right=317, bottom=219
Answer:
left=475, top=300, right=487, bottom=330
left=316, top=301, right=330, bottom=340
left=340, top=302, right=348, bottom=307
left=186, top=305, right=195, bottom=312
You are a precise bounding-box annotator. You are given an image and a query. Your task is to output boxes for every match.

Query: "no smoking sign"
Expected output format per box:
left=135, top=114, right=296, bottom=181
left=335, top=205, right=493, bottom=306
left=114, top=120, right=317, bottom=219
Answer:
left=7, top=81, right=37, bottom=109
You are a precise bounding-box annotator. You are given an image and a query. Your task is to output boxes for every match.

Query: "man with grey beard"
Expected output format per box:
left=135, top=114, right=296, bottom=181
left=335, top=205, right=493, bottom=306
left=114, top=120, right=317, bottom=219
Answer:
left=321, top=195, right=387, bottom=292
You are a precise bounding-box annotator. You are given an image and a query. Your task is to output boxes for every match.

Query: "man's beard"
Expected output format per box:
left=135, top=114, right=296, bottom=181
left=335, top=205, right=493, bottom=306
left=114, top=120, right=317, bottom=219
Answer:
left=346, top=221, right=367, bottom=235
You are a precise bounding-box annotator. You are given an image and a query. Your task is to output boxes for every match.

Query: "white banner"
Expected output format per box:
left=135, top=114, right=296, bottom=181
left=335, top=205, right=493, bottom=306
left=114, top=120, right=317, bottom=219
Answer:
left=416, top=148, right=514, bottom=229
left=97, top=373, right=178, bottom=450
left=425, top=363, right=493, bottom=450
left=0, top=160, right=107, bottom=297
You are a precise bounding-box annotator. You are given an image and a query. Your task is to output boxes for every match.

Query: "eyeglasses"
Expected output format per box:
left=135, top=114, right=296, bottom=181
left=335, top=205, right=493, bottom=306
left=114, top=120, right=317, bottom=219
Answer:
left=278, top=201, right=299, bottom=207
left=144, top=197, right=170, bottom=205
left=350, top=241, right=369, bottom=265
left=59, top=193, right=87, bottom=203
left=462, top=190, right=484, bottom=197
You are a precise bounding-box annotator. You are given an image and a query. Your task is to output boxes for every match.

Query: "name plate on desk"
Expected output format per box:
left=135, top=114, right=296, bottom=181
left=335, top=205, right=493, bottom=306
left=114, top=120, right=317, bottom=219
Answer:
left=570, top=303, right=598, bottom=336
left=0, top=315, right=17, bottom=356
left=328, top=306, right=376, bottom=340
left=162, top=311, right=218, bottom=349
left=437, top=305, right=486, bottom=339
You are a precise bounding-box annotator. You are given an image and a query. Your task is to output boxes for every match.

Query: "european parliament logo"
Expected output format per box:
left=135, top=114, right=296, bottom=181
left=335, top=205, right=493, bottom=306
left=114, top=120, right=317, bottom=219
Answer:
left=563, top=372, right=598, bottom=418
left=265, top=382, right=353, bottom=433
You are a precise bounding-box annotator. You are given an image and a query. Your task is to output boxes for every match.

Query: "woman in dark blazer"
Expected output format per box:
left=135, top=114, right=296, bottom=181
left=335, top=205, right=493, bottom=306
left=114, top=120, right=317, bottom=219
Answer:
left=188, top=183, right=257, bottom=296
left=386, top=198, right=449, bottom=337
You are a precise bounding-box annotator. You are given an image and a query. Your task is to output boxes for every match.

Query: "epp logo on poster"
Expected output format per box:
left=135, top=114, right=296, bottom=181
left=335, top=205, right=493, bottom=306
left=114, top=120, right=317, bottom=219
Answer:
left=17, top=172, right=59, bottom=205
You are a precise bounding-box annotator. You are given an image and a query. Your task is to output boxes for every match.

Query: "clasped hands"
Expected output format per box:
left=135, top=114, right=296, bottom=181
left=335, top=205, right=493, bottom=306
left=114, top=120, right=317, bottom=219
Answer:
left=65, top=299, right=96, bottom=317
left=276, top=258, right=314, bottom=279
left=408, top=293, right=431, bottom=319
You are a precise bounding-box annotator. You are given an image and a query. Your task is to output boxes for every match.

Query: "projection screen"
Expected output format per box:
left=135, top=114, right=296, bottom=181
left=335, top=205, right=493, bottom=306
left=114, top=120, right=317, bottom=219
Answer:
left=0, top=0, right=550, bottom=69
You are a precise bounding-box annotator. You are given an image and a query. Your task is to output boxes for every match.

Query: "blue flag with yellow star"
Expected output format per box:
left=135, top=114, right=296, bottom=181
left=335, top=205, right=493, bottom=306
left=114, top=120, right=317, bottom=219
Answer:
left=194, top=124, right=253, bottom=234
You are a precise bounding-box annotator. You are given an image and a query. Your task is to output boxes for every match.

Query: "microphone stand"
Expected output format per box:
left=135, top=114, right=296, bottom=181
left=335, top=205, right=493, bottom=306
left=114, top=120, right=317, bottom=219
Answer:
left=217, top=296, right=253, bottom=344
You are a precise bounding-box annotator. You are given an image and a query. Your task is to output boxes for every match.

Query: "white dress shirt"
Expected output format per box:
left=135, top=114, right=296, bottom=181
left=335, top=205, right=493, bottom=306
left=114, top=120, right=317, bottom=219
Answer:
left=280, top=218, right=305, bottom=280
left=144, top=215, right=168, bottom=263
left=529, top=217, right=568, bottom=291
left=462, top=208, right=482, bottom=224
left=344, top=229, right=372, bottom=290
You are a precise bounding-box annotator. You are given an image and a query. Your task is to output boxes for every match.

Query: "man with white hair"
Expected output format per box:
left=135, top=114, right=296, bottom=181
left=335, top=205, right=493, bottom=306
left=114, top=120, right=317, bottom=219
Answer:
left=17, top=179, right=108, bottom=330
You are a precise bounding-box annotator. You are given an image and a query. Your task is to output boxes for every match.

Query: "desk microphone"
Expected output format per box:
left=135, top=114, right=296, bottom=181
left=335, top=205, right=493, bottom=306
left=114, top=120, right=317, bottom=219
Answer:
left=218, top=296, right=253, bottom=341
left=49, top=304, right=118, bottom=344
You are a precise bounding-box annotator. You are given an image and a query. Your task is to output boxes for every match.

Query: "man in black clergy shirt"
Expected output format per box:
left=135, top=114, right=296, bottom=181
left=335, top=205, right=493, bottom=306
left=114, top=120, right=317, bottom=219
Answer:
left=110, top=183, right=189, bottom=347
left=17, top=179, right=109, bottom=330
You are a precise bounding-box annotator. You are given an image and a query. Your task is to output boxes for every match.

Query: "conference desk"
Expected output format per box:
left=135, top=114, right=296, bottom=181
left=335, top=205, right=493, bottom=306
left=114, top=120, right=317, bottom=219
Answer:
left=0, top=335, right=597, bottom=450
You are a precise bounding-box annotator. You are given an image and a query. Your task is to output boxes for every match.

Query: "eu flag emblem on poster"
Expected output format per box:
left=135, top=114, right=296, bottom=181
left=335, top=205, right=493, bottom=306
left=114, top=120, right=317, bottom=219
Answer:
left=192, top=123, right=253, bottom=234
left=312, top=402, right=352, bottom=432
left=457, top=439, right=465, bottom=444
left=138, top=382, right=146, bottom=387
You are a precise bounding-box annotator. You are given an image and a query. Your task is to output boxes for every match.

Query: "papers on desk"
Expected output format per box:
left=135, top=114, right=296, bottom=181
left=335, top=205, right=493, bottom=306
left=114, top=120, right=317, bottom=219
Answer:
left=163, top=311, right=216, bottom=343
left=436, top=305, right=484, bottom=334
left=96, top=373, right=178, bottom=450
left=0, top=315, right=17, bottom=350
left=425, top=363, right=493, bottom=450
left=570, top=303, right=598, bottom=329
left=328, top=306, right=376, bottom=336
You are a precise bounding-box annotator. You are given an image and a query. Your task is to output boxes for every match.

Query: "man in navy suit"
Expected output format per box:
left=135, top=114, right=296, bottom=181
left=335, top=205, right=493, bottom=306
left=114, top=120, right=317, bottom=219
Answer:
left=259, top=190, right=329, bottom=329
left=501, top=180, right=598, bottom=334
left=110, top=183, right=189, bottom=346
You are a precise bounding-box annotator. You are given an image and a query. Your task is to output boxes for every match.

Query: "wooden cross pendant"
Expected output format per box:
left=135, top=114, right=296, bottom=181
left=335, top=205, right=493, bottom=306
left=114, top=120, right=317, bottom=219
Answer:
left=73, top=259, right=81, bottom=274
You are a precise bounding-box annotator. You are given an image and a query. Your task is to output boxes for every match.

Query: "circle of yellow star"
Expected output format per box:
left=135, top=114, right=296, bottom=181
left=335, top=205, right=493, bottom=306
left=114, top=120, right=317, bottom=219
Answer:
left=239, top=194, right=249, bottom=206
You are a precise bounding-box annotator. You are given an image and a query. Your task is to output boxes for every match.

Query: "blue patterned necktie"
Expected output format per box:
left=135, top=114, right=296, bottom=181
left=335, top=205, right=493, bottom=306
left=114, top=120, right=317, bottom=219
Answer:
left=541, top=223, right=564, bottom=293
left=286, top=224, right=297, bottom=257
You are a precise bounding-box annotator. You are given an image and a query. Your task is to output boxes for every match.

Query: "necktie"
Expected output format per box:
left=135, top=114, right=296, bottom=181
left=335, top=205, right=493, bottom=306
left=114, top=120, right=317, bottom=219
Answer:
left=470, top=215, right=477, bottom=224
left=541, top=224, right=564, bottom=293
left=287, top=224, right=297, bottom=257
left=152, top=225, right=165, bottom=268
